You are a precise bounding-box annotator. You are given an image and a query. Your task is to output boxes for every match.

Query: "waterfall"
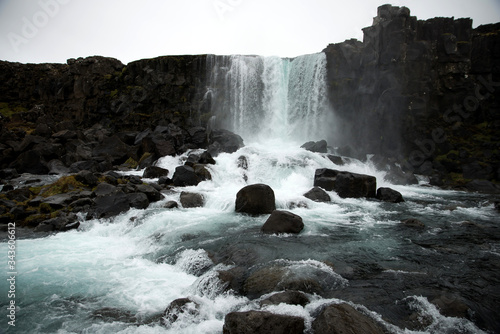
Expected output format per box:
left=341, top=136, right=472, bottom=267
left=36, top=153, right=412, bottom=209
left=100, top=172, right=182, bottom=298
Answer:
left=205, top=53, right=330, bottom=143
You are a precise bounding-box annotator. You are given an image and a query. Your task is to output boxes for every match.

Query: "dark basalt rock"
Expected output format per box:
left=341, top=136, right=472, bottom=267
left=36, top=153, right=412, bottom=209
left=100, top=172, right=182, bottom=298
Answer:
left=314, top=168, right=377, bottom=198
left=401, top=218, right=425, bottom=229
left=127, top=192, right=150, bottom=209
left=312, top=303, right=386, bottom=334
left=261, top=210, right=304, bottom=234
left=208, top=129, right=244, bottom=155
left=143, top=166, right=169, bottom=179
left=180, top=191, right=204, bottom=208
left=235, top=184, right=276, bottom=215
left=304, top=186, right=331, bottom=202
left=301, top=140, right=327, bottom=153
left=162, top=298, right=200, bottom=327
left=164, top=200, right=179, bottom=209
left=223, top=311, right=305, bottom=334
left=376, top=187, right=405, bottom=203
left=260, top=290, right=310, bottom=307
left=172, top=165, right=200, bottom=187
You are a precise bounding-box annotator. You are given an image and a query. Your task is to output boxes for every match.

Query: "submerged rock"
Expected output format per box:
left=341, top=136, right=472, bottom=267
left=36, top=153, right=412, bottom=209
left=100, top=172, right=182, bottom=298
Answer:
left=223, top=311, right=305, bottom=334
left=261, top=210, right=304, bottom=234
left=314, top=168, right=377, bottom=198
left=312, top=303, right=386, bottom=334
left=162, top=298, right=200, bottom=327
left=401, top=218, right=425, bottom=229
left=304, top=186, right=331, bottom=202
left=260, top=290, right=310, bottom=307
left=376, top=187, right=405, bottom=203
left=235, top=184, right=276, bottom=215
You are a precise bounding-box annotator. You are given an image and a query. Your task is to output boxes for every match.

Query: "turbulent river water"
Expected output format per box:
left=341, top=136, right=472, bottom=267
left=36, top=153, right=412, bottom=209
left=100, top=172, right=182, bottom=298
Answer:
left=1, top=53, right=499, bottom=334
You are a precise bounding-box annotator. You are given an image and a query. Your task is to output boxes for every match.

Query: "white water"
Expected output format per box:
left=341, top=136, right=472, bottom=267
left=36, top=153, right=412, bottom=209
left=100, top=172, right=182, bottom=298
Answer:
left=1, top=53, right=496, bottom=333
left=205, top=53, right=332, bottom=143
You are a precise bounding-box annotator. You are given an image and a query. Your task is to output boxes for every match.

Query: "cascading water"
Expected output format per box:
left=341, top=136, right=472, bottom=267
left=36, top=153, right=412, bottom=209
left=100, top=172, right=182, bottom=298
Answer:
left=1, top=53, right=499, bottom=334
left=205, top=53, right=331, bottom=143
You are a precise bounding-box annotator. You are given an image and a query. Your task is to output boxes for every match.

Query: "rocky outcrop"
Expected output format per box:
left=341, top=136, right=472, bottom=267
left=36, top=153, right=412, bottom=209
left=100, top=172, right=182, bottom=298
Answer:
left=301, top=140, right=327, bottom=153
left=223, top=311, right=305, bottom=334
left=314, top=168, right=377, bottom=198
left=261, top=210, right=304, bottom=234
left=235, top=184, right=276, bottom=215
left=323, top=5, right=500, bottom=191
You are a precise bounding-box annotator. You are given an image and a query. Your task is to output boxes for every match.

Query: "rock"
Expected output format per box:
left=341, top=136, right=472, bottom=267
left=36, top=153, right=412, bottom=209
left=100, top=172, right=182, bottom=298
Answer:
left=466, top=180, right=500, bottom=194
left=92, top=307, right=137, bottom=323
left=495, top=201, right=500, bottom=212
left=47, top=159, right=70, bottom=175
left=143, top=166, right=169, bottom=178
left=90, top=189, right=130, bottom=219
left=92, top=135, right=133, bottom=165
left=199, top=151, right=216, bottom=165
left=304, top=187, right=331, bottom=202
left=312, top=303, right=386, bottom=334
left=401, top=218, right=425, bottom=229
left=235, top=184, right=276, bottom=215
left=237, top=155, right=249, bottom=169
left=93, top=182, right=118, bottom=197
left=180, top=192, right=204, bottom=208
left=188, top=127, right=208, bottom=147
left=127, top=192, right=150, bottom=209
left=301, top=140, right=327, bottom=153
left=134, top=184, right=163, bottom=202
left=314, top=168, right=377, bottom=198
left=172, top=165, right=200, bottom=187
left=376, top=187, right=404, bottom=203
left=223, top=311, right=305, bottom=334
left=164, top=200, right=179, bottom=209
left=0, top=168, right=19, bottom=180
left=209, top=129, right=244, bottom=155
left=260, top=291, right=310, bottom=307
left=261, top=210, right=304, bottom=234
left=35, top=214, right=80, bottom=232
left=75, top=170, right=99, bottom=187
left=326, top=155, right=345, bottom=165
left=10, top=150, right=48, bottom=174
left=162, top=298, right=200, bottom=327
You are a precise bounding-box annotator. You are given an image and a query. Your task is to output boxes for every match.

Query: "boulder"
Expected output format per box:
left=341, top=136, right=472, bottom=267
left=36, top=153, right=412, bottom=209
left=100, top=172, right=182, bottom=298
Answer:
left=465, top=180, right=500, bottom=194
left=301, top=140, right=327, bottom=153
left=172, top=165, right=200, bottom=187
left=143, top=166, right=169, bottom=179
left=209, top=129, right=244, bottom=155
left=261, top=210, right=304, bottom=234
left=93, top=182, right=118, bottom=197
left=495, top=201, right=500, bottom=212
left=260, top=291, right=310, bottom=307
left=312, top=303, right=386, bottom=334
left=235, top=184, right=276, bottom=215
left=134, top=184, right=163, bottom=202
left=314, top=168, right=376, bottom=198
left=199, top=151, right=216, bottom=165
left=180, top=192, right=204, bottom=208
left=127, top=192, right=150, bottom=209
left=90, top=189, right=130, bottom=219
left=326, top=155, right=345, bottom=165
left=162, top=298, right=200, bottom=327
left=376, top=187, right=404, bottom=203
left=223, top=311, right=304, bottom=334
left=10, top=150, right=48, bottom=174
left=75, top=170, right=99, bottom=187
left=304, top=187, right=330, bottom=202
left=164, top=200, right=179, bottom=209
left=92, top=135, right=132, bottom=165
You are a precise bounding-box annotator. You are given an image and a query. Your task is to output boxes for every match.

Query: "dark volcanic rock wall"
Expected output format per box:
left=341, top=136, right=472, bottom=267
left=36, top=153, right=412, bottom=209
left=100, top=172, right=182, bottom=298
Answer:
left=324, top=5, right=500, bottom=189
left=0, top=4, right=499, bottom=190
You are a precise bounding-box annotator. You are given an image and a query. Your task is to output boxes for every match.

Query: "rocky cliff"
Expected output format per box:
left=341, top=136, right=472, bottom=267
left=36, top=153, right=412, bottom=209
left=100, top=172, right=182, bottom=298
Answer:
left=0, top=4, right=499, bottom=191
left=324, top=5, right=500, bottom=191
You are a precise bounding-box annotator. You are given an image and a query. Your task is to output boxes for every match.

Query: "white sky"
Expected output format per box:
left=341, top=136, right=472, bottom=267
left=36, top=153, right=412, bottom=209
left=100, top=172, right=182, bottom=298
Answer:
left=0, top=0, right=499, bottom=64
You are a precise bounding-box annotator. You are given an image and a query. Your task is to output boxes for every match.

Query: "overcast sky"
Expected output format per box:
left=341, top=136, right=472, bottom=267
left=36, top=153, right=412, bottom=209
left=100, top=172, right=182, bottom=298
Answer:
left=0, top=0, right=499, bottom=64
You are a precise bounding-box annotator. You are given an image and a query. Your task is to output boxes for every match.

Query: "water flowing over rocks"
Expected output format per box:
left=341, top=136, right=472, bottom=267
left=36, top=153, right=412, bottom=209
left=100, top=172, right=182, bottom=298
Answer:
left=314, top=168, right=377, bottom=198
left=179, top=191, right=204, bottom=208
left=376, top=187, right=405, bottom=203
left=303, top=186, right=331, bottom=202
left=235, top=184, right=276, bottom=215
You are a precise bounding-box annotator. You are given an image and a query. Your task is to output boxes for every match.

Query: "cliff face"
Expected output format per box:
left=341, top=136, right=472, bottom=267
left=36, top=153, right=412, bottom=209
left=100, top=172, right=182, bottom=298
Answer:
left=0, top=5, right=499, bottom=190
left=324, top=5, right=500, bottom=189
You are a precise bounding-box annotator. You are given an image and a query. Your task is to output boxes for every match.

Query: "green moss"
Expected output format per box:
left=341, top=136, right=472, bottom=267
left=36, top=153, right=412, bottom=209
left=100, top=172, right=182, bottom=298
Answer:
left=110, top=89, right=119, bottom=98
left=448, top=172, right=472, bottom=186
left=0, top=102, right=27, bottom=118
left=123, top=157, right=138, bottom=169
left=39, top=203, right=53, bottom=214
left=24, top=213, right=48, bottom=225
left=138, top=152, right=152, bottom=165
left=40, top=176, right=86, bottom=197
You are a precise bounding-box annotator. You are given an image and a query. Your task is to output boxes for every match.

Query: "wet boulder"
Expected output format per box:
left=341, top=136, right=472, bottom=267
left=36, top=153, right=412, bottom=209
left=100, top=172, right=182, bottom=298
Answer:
left=127, top=192, right=150, bottom=209
left=134, top=184, right=163, bottom=202
left=223, top=311, right=305, bottom=334
left=90, top=188, right=130, bottom=219
left=235, top=184, right=276, bottom=215
left=172, top=165, right=200, bottom=187
left=304, top=186, right=330, bottom=202
left=312, top=303, right=386, bottom=334
left=162, top=298, right=200, bottom=327
left=180, top=192, right=204, bottom=208
left=164, top=200, right=179, bottom=209
left=376, top=187, right=404, bottom=203
left=208, top=129, right=244, bottom=155
left=401, top=218, right=425, bottom=229
left=314, top=168, right=376, bottom=198
left=301, top=140, right=327, bottom=153
left=143, top=166, right=169, bottom=179
left=260, top=290, right=310, bottom=307
left=261, top=210, right=304, bottom=234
